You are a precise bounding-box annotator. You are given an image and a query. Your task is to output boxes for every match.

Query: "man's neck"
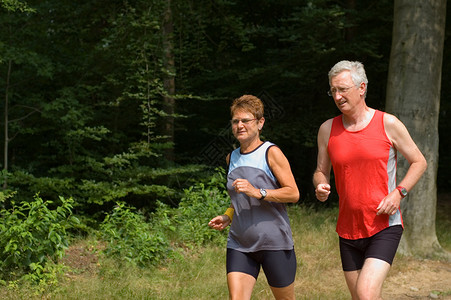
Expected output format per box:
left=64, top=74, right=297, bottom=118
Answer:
left=342, top=106, right=375, bottom=131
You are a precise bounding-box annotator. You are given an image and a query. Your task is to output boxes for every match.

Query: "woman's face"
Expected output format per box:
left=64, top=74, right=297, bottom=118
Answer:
left=231, top=109, right=264, bottom=144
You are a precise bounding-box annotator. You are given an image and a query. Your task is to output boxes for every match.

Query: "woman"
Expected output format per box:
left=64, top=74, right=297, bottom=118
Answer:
left=208, top=95, right=300, bottom=300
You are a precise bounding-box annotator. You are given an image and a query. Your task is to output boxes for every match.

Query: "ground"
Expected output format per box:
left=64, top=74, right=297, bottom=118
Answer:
left=60, top=196, right=451, bottom=299
left=60, top=241, right=105, bottom=280
left=61, top=244, right=451, bottom=299
left=383, top=195, right=451, bottom=300
left=384, top=257, right=451, bottom=299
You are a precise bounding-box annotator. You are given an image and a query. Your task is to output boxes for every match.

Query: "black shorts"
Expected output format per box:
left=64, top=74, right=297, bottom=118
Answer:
left=339, top=225, right=403, bottom=272
left=226, top=248, right=297, bottom=288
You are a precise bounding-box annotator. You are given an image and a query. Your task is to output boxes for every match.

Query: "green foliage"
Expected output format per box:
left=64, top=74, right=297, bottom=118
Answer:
left=0, top=0, right=186, bottom=214
left=100, top=202, right=170, bottom=267
left=0, top=0, right=35, bottom=13
left=148, top=200, right=177, bottom=240
left=0, top=194, right=78, bottom=284
left=0, top=0, right=448, bottom=252
left=173, top=168, right=230, bottom=246
left=98, top=168, right=229, bottom=266
left=9, top=161, right=205, bottom=213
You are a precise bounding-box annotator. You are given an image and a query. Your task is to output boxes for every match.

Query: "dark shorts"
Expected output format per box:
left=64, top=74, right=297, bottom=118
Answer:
left=226, top=248, right=297, bottom=288
left=339, top=225, right=403, bottom=272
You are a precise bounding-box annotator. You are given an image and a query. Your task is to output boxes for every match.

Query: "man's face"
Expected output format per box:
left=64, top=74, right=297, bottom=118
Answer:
left=329, top=71, right=364, bottom=112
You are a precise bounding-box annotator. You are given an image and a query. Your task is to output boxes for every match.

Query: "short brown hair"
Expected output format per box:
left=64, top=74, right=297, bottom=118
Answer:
left=230, top=95, right=264, bottom=119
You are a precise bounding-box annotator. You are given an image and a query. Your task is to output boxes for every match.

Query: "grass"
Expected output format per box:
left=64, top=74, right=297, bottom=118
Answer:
left=1, top=201, right=450, bottom=299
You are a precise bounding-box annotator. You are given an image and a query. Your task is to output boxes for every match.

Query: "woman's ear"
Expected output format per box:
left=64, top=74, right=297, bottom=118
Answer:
left=258, top=117, right=265, bottom=130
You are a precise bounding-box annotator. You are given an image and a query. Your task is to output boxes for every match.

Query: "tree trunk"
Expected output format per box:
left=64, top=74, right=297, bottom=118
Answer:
left=385, top=0, right=449, bottom=259
left=162, top=0, right=175, bottom=161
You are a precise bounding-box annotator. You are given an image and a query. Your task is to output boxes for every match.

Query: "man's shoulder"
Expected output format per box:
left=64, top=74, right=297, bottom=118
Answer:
left=320, top=117, right=336, bottom=130
left=323, top=116, right=337, bottom=125
left=382, top=111, right=401, bottom=127
left=317, top=118, right=335, bottom=141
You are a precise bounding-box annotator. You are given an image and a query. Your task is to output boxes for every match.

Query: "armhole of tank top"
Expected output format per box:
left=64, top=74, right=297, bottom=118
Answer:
left=380, top=111, right=394, bottom=147
left=326, top=117, right=337, bottom=152
left=226, top=152, right=232, bottom=174
left=266, top=144, right=280, bottom=185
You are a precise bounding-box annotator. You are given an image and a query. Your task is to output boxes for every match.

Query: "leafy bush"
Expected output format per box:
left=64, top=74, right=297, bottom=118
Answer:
left=99, top=168, right=230, bottom=266
left=174, top=168, right=230, bottom=246
left=100, top=202, right=170, bottom=266
left=0, top=193, right=78, bottom=283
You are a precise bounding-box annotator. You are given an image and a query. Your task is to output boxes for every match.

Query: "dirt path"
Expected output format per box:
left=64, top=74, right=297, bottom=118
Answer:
left=382, top=195, right=451, bottom=299
left=383, top=255, right=451, bottom=299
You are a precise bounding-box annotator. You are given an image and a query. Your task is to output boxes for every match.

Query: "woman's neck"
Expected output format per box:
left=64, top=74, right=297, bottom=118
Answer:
left=240, top=139, right=263, bottom=153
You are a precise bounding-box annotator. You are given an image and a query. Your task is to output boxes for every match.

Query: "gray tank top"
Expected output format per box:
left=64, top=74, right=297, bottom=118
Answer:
left=226, top=141, right=294, bottom=252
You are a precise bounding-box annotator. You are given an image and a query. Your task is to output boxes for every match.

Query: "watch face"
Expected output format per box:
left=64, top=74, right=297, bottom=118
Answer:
left=260, top=188, right=267, bottom=197
left=400, top=188, right=407, bottom=196
left=397, top=186, right=407, bottom=197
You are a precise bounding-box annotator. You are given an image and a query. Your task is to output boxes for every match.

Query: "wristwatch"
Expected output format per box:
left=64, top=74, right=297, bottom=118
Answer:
left=396, top=186, right=408, bottom=198
left=259, top=188, right=267, bottom=200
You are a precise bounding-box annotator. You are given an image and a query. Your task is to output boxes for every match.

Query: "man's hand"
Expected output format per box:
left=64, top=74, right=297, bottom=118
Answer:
left=376, top=191, right=401, bottom=215
left=315, top=184, right=331, bottom=202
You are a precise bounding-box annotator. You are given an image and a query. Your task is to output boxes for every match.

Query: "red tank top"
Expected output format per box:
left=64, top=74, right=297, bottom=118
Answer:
left=328, top=110, right=402, bottom=239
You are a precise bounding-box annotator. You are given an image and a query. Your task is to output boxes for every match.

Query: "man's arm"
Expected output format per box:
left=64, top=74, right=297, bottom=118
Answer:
left=313, top=119, right=333, bottom=202
left=384, top=113, right=427, bottom=190
left=376, top=113, right=427, bottom=215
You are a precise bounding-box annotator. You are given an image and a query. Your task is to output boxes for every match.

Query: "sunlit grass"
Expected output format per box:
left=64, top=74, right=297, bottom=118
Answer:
left=0, top=202, right=449, bottom=299
left=288, top=205, right=349, bottom=299
left=52, top=205, right=349, bottom=300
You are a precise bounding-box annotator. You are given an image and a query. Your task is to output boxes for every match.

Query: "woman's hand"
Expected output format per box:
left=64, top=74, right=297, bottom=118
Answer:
left=232, top=178, right=259, bottom=199
left=208, top=215, right=231, bottom=231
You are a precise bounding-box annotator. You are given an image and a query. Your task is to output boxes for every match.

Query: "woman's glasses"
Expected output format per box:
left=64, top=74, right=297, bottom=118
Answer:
left=230, top=118, right=257, bottom=126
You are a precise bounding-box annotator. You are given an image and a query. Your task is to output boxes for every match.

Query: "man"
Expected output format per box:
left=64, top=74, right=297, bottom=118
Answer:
left=313, top=60, right=427, bottom=300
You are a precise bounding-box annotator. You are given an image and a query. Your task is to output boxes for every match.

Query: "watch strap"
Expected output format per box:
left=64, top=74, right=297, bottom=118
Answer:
left=396, top=186, right=408, bottom=198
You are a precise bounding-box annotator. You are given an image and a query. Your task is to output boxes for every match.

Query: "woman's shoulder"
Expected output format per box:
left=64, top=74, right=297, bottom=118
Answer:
left=266, top=142, right=285, bottom=159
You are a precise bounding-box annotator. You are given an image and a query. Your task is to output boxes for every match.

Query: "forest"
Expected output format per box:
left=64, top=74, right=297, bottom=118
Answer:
left=0, top=0, right=450, bottom=294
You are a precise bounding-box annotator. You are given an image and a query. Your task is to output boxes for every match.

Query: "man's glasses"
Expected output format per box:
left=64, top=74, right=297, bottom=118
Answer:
left=230, top=118, right=257, bottom=126
left=327, top=85, right=357, bottom=97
